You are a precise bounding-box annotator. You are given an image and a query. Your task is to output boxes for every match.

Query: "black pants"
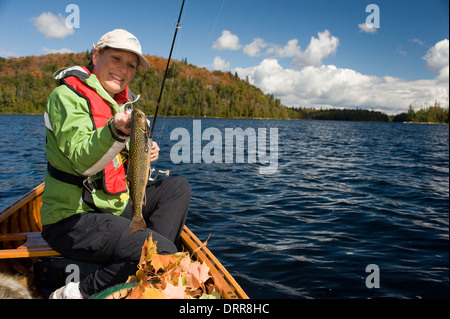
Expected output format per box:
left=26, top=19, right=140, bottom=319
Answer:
left=42, top=176, right=190, bottom=297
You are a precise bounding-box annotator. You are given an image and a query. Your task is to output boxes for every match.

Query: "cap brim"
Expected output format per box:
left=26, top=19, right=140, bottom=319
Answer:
left=137, top=54, right=150, bottom=70
left=95, top=44, right=150, bottom=70
left=116, top=47, right=150, bottom=70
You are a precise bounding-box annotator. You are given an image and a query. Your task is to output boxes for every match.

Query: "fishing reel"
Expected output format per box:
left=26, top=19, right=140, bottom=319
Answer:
left=148, top=137, right=170, bottom=182
left=149, top=167, right=170, bottom=181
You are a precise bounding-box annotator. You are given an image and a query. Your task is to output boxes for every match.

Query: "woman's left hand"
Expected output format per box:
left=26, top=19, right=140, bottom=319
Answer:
left=150, top=141, right=160, bottom=163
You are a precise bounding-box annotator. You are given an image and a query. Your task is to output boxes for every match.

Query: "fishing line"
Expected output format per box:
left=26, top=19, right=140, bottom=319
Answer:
left=149, top=0, right=186, bottom=141
left=153, top=0, right=188, bottom=143
left=209, top=0, right=226, bottom=39
left=156, top=0, right=223, bottom=128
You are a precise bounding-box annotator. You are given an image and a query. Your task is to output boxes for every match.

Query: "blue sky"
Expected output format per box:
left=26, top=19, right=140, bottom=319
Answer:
left=0, top=0, right=448, bottom=114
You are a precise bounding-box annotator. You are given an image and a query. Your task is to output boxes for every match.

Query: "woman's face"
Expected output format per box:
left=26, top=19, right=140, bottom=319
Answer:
left=92, top=48, right=139, bottom=97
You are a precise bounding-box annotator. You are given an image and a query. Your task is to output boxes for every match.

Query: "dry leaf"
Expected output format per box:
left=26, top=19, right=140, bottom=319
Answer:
left=128, top=234, right=220, bottom=299
left=186, top=261, right=210, bottom=289
left=126, top=279, right=150, bottom=299
left=161, top=275, right=186, bottom=299
left=151, top=252, right=185, bottom=272
left=142, top=287, right=166, bottom=299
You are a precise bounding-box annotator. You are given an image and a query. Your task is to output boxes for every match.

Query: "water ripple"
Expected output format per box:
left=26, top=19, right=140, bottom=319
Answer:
left=0, top=116, right=448, bottom=299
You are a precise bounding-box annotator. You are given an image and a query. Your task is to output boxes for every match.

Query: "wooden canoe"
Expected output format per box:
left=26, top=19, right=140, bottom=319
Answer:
left=0, top=182, right=248, bottom=299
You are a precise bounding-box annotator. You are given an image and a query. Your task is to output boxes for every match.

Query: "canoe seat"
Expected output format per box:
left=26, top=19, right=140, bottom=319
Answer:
left=0, top=232, right=60, bottom=259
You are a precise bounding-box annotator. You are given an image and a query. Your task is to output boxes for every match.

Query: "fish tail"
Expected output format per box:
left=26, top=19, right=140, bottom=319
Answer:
left=129, top=215, right=147, bottom=234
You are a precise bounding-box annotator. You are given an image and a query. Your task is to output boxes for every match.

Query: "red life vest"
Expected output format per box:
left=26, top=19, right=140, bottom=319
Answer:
left=60, top=66, right=128, bottom=195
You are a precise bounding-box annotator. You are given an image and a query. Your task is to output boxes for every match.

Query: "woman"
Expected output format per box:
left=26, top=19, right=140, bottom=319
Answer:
left=41, top=29, right=190, bottom=299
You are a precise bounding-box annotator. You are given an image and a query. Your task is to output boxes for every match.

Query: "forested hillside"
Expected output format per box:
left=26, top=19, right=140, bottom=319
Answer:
left=0, top=51, right=289, bottom=118
left=0, top=52, right=447, bottom=123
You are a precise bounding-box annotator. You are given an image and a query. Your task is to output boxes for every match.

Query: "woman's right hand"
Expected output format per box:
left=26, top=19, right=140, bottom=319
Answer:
left=113, top=112, right=131, bottom=136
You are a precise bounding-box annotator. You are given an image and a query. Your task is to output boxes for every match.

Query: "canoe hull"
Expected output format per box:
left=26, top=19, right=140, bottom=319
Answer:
left=0, top=183, right=248, bottom=299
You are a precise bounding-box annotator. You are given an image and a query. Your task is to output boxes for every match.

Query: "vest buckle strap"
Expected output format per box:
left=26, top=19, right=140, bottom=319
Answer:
left=48, top=162, right=102, bottom=192
left=83, top=176, right=97, bottom=194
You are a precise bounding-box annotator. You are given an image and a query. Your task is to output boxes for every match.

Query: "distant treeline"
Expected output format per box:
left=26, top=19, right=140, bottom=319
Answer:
left=287, top=107, right=390, bottom=121
left=0, top=52, right=448, bottom=123
left=287, top=104, right=448, bottom=123
left=391, top=103, right=449, bottom=123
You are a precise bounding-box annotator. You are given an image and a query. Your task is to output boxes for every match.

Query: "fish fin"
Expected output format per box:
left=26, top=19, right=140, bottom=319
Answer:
left=129, top=215, right=147, bottom=234
left=142, top=192, right=147, bottom=206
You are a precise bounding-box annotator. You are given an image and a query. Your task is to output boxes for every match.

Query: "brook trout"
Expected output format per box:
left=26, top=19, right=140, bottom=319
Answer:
left=128, top=108, right=151, bottom=233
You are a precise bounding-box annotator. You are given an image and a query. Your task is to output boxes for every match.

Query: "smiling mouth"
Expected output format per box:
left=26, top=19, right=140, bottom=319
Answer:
left=110, top=73, right=123, bottom=82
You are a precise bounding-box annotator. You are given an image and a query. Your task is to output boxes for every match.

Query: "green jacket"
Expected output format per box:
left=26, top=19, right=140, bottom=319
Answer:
left=40, top=66, right=138, bottom=225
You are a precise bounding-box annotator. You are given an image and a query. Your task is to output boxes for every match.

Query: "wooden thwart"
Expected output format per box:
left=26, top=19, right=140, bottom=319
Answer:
left=0, top=232, right=60, bottom=259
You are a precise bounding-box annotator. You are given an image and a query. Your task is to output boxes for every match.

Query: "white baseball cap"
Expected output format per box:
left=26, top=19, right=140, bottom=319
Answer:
left=95, top=29, right=150, bottom=70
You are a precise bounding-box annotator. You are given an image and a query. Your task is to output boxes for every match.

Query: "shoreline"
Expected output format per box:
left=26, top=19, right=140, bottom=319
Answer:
left=0, top=113, right=448, bottom=124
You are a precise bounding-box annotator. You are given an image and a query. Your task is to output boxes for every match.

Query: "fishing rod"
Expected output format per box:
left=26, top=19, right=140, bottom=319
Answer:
left=149, top=0, right=186, bottom=140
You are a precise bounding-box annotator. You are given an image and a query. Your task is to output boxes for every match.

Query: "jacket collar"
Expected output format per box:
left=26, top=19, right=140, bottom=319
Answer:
left=54, top=66, right=140, bottom=106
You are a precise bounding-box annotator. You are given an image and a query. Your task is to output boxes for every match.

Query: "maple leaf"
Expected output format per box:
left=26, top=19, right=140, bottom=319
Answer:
left=128, top=234, right=221, bottom=299
left=162, top=265, right=182, bottom=286
left=151, top=252, right=186, bottom=272
left=186, top=261, right=210, bottom=290
left=126, top=279, right=151, bottom=299
left=199, top=288, right=221, bottom=299
left=126, top=279, right=167, bottom=299
left=179, top=254, right=191, bottom=272
left=137, top=235, right=158, bottom=272
left=161, top=275, right=186, bottom=299
left=135, top=268, right=147, bottom=281
left=141, top=287, right=166, bottom=299
left=145, top=235, right=158, bottom=260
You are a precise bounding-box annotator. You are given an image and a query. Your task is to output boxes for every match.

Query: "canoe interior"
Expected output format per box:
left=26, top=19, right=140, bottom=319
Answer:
left=0, top=182, right=248, bottom=299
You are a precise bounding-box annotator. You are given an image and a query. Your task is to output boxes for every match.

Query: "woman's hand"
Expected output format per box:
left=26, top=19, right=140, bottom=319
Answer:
left=113, top=113, right=158, bottom=161
left=113, top=112, right=131, bottom=136
left=150, top=141, right=160, bottom=163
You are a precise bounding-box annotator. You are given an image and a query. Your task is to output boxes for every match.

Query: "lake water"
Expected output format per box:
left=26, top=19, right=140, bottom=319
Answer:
left=0, top=114, right=448, bottom=299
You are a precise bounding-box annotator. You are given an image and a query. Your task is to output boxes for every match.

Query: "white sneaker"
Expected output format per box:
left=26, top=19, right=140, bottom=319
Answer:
left=49, top=282, right=84, bottom=299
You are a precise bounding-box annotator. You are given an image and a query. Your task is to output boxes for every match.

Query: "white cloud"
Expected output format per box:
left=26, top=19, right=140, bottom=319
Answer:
left=241, top=30, right=339, bottom=67
left=423, top=39, right=449, bottom=82
left=212, top=30, right=241, bottom=51
left=410, top=38, right=424, bottom=46
left=265, top=39, right=302, bottom=58
left=234, top=58, right=449, bottom=115
left=214, top=29, right=338, bottom=67
left=243, top=38, right=267, bottom=57
left=292, top=30, right=339, bottom=67
left=212, top=56, right=230, bottom=71
left=214, top=31, right=448, bottom=115
left=437, top=65, right=449, bottom=83
left=31, top=12, right=74, bottom=39
left=42, top=47, right=75, bottom=54
left=358, top=23, right=377, bottom=34
left=0, top=48, right=16, bottom=58
left=396, top=46, right=407, bottom=56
